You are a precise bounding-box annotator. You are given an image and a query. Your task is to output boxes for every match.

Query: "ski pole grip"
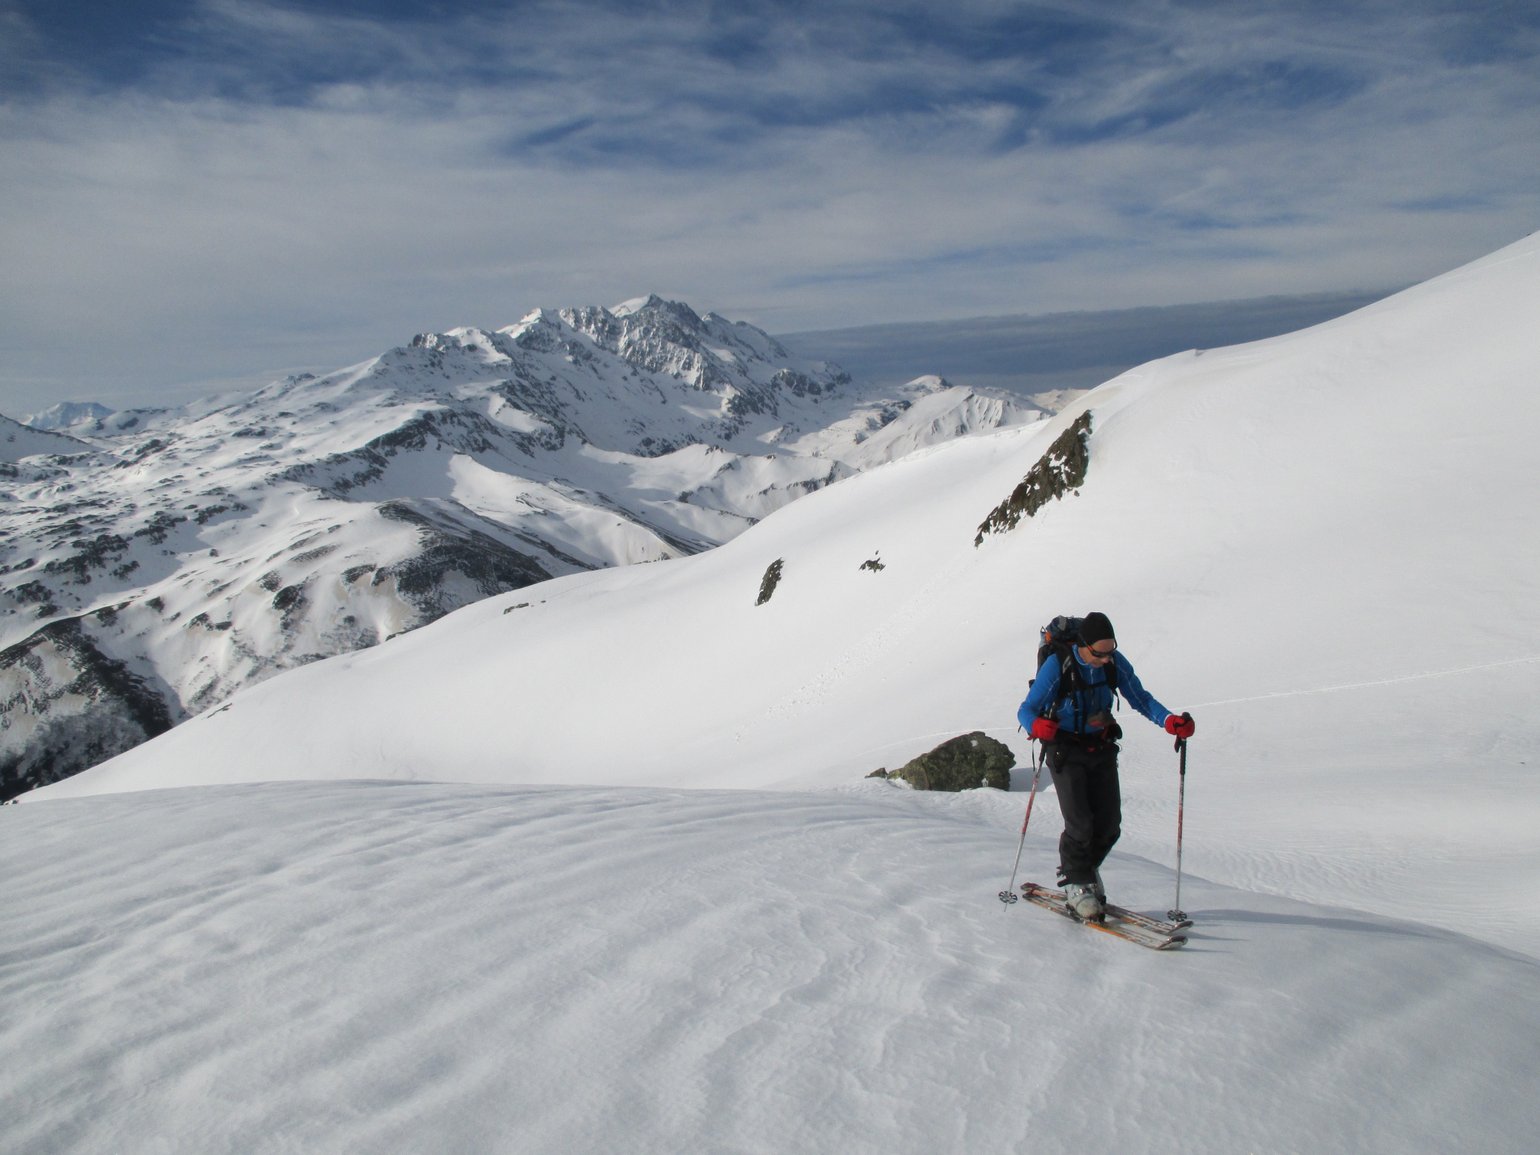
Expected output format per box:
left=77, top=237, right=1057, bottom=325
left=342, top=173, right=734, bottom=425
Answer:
left=1171, top=712, right=1193, bottom=753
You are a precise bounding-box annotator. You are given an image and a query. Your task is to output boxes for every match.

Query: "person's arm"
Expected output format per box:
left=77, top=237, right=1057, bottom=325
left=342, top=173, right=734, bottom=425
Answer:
left=1017, top=652, right=1064, bottom=729
left=1112, top=652, right=1174, bottom=727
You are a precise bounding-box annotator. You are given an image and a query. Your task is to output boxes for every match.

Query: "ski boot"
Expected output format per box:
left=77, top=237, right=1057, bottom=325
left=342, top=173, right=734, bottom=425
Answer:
left=1063, top=881, right=1104, bottom=922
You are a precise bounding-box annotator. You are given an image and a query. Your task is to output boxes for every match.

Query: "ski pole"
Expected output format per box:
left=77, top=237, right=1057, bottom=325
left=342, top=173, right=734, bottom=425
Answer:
left=999, top=745, right=1046, bottom=906
left=1168, top=733, right=1189, bottom=924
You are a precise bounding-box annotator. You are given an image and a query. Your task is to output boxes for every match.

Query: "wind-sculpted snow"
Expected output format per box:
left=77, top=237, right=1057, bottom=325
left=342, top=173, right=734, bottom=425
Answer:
left=0, top=297, right=1039, bottom=795
left=3, top=781, right=1537, bottom=1153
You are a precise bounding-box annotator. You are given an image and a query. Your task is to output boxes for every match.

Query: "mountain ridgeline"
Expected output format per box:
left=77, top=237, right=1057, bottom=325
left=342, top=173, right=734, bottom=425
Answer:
left=0, top=296, right=1040, bottom=796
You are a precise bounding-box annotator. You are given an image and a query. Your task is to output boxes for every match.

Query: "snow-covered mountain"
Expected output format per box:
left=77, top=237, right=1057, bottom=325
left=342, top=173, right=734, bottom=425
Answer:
left=11, top=235, right=1540, bottom=1154
left=0, top=297, right=1040, bottom=796
left=22, top=400, right=116, bottom=433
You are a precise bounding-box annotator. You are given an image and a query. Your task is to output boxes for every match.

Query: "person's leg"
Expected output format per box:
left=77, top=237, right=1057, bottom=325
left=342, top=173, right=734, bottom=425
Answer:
left=1083, top=746, right=1123, bottom=874
left=1049, top=744, right=1099, bottom=886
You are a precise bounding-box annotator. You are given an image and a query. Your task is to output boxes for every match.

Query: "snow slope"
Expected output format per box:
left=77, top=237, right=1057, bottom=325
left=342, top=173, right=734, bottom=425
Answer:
left=0, top=415, right=92, bottom=463
left=12, top=235, right=1540, bottom=1152
left=4, top=781, right=1537, bottom=1154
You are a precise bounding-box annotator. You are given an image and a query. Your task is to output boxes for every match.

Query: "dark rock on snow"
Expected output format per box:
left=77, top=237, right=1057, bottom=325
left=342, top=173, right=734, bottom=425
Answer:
left=880, top=731, right=1014, bottom=792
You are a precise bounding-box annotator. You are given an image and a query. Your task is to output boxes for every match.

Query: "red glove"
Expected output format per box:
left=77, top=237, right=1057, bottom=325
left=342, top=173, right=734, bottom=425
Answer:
left=1030, top=717, right=1060, bottom=742
left=1164, top=712, right=1195, bottom=739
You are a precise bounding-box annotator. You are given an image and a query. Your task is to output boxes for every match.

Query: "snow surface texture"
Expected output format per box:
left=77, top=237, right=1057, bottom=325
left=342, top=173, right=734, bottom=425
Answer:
left=5, top=781, right=1537, bottom=1154
left=0, top=297, right=1037, bottom=794
left=12, top=235, right=1540, bottom=1152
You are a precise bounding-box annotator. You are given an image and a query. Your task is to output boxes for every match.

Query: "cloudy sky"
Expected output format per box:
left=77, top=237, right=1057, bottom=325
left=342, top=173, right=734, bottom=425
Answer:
left=2, top=0, right=1537, bottom=414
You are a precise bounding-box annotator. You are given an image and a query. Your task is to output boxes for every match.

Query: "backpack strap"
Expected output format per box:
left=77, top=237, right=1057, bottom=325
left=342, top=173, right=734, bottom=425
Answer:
left=1053, top=642, right=1087, bottom=731
left=1053, top=643, right=1121, bottom=731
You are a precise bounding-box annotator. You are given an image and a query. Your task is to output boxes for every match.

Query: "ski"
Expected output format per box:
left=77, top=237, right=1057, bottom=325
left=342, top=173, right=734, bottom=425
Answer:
left=1022, top=883, right=1192, bottom=935
left=1102, top=898, right=1192, bottom=936
left=1019, top=883, right=1187, bottom=951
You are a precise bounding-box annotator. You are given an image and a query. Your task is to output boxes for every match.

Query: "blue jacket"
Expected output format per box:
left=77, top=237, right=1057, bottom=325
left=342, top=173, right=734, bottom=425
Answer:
left=1017, top=649, right=1173, bottom=735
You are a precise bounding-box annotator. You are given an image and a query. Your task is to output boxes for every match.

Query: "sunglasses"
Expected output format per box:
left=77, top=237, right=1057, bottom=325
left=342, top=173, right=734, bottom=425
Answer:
left=1084, top=644, right=1116, bottom=660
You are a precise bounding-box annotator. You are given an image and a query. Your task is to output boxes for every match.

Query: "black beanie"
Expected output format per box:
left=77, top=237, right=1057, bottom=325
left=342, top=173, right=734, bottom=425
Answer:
left=1080, top=612, right=1116, bottom=645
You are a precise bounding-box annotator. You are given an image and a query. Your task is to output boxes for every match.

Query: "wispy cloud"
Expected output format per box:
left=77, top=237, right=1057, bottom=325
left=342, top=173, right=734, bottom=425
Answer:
left=1, top=0, right=1537, bottom=411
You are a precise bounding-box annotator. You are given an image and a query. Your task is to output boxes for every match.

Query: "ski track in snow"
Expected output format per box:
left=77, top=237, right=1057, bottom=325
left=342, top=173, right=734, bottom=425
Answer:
left=4, top=781, right=1539, bottom=1155
left=1190, top=653, right=1540, bottom=709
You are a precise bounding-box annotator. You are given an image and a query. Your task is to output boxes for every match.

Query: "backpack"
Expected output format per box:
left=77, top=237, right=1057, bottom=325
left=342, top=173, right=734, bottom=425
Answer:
left=1032, top=614, right=1119, bottom=727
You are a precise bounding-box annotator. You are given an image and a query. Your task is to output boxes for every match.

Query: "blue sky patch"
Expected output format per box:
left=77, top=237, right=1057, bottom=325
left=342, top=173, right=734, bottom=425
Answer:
left=0, top=0, right=1536, bottom=412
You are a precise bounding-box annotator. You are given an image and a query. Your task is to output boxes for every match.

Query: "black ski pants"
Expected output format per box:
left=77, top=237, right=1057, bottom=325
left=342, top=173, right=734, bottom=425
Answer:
left=1047, top=736, right=1122, bottom=885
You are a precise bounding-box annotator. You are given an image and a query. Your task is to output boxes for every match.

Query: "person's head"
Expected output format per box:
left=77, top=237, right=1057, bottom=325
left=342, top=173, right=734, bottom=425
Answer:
left=1078, top=612, right=1116, bottom=664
